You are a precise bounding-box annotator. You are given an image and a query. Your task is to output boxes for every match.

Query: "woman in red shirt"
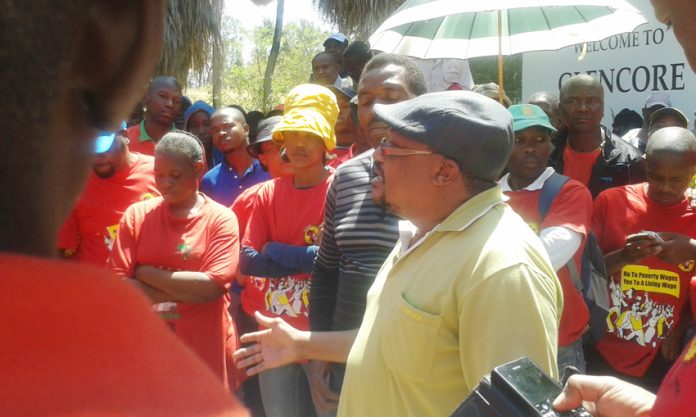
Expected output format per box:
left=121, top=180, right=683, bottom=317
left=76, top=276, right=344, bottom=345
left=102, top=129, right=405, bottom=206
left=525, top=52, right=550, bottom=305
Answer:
left=108, top=131, right=240, bottom=390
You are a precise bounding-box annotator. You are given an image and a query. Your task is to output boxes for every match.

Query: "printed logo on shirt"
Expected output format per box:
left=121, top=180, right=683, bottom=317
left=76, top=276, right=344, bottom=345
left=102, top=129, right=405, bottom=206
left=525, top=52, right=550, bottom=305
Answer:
left=153, top=301, right=180, bottom=321
left=304, top=225, right=321, bottom=244
left=678, top=260, right=695, bottom=273
left=104, top=223, right=119, bottom=250
left=620, top=265, right=680, bottom=297
left=259, top=277, right=310, bottom=318
left=140, top=192, right=156, bottom=200
left=176, top=242, right=193, bottom=261
left=605, top=270, right=678, bottom=348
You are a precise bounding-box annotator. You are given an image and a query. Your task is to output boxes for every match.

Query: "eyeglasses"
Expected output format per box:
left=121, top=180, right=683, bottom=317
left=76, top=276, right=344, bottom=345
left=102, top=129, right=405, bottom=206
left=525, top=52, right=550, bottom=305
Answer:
left=379, top=137, right=435, bottom=157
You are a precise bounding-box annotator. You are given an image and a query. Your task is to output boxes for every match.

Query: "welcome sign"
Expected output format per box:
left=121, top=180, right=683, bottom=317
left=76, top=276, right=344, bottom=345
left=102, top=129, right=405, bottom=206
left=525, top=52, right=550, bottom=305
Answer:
left=522, top=0, right=696, bottom=128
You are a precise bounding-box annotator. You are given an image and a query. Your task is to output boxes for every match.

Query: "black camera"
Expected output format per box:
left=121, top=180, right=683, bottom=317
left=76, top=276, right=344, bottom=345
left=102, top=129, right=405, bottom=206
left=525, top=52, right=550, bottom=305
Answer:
left=450, top=357, right=592, bottom=417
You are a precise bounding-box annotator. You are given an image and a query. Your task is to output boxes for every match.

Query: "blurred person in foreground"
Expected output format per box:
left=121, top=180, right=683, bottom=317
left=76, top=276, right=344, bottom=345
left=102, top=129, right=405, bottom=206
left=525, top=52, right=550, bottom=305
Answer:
left=0, top=1, right=246, bottom=415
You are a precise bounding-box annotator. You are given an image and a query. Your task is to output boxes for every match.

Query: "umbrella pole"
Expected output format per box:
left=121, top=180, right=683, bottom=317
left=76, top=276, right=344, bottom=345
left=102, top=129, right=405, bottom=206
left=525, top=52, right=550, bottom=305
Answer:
left=497, top=9, right=504, bottom=105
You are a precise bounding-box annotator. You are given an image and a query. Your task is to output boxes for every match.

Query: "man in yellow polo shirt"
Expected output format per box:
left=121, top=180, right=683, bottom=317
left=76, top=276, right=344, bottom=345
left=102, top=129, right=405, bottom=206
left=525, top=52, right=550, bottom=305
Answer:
left=235, top=91, right=563, bottom=416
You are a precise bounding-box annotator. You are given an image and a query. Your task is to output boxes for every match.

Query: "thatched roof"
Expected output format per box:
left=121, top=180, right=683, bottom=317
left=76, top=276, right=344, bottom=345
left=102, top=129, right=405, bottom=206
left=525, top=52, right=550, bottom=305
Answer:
left=313, top=0, right=406, bottom=40
left=156, top=0, right=223, bottom=83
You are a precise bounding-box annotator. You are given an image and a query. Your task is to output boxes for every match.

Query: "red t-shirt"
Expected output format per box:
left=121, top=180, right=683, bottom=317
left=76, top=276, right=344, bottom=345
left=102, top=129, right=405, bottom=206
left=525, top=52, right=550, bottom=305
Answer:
left=504, top=179, right=592, bottom=346
left=107, top=195, right=240, bottom=388
left=231, top=181, right=267, bottom=243
left=57, top=153, right=157, bottom=267
left=563, top=146, right=600, bottom=187
left=651, top=336, right=696, bottom=416
left=125, top=123, right=156, bottom=156
left=691, top=277, right=696, bottom=322
left=0, top=254, right=247, bottom=417
left=241, top=175, right=332, bottom=330
left=327, top=147, right=353, bottom=169
left=593, top=183, right=696, bottom=377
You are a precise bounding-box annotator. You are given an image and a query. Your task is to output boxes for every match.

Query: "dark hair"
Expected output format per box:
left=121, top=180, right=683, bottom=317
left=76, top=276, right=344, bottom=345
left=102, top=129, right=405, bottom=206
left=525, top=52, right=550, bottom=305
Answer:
left=343, top=41, right=372, bottom=60
left=147, top=76, right=183, bottom=95
left=266, top=109, right=284, bottom=118
left=312, top=51, right=339, bottom=65
left=156, top=130, right=205, bottom=164
left=225, top=104, right=248, bottom=120
left=462, top=170, right=497, bottom=194
left=362, top=53, right=427, bottom=96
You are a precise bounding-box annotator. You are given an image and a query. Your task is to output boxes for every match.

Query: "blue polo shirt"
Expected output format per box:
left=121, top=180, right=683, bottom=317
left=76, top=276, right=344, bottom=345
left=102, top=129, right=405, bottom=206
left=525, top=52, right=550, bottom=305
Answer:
left=200, top=159, right=270, bottom=207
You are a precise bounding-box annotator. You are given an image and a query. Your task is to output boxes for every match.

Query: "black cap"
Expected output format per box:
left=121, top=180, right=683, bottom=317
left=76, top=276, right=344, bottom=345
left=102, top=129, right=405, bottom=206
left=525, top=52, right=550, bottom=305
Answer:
left=247, top=116, right=282, bottom=158
left=327, top=85, right=356, bottom=100
left=373, top=91, right=514, bottom=182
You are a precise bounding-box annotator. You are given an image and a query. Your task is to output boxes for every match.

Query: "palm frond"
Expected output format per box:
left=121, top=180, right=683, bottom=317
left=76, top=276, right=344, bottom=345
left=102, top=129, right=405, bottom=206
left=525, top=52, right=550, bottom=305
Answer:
left=156, top=0, right=224, bottom=84
left=313, top=0, right=406, bottom=39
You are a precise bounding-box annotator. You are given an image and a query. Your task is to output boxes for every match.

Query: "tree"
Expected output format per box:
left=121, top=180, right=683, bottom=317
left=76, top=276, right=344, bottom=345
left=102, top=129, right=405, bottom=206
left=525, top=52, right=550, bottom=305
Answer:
left=263, top=0, right=285, bottom=109
left=221, top=19, right=328, bottom=112
left=468, top=55, right=523, bottom=104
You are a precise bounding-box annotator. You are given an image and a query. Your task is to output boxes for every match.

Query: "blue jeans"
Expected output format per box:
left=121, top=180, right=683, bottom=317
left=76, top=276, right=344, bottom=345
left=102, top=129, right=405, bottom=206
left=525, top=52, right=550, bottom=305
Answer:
left=557, top=338, right=586, bottom=375
left=258, top=363, right=317, bottom=417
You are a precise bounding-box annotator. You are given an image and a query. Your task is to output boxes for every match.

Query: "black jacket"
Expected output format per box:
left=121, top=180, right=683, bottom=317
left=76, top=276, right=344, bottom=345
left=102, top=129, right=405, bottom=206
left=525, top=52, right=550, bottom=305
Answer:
left=549, top=127, right=646, bottom=198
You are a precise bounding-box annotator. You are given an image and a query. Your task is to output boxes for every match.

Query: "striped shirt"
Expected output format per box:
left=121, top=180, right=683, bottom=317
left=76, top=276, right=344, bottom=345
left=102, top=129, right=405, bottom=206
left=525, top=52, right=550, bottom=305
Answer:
left=309, top=150, right=400, bottom=331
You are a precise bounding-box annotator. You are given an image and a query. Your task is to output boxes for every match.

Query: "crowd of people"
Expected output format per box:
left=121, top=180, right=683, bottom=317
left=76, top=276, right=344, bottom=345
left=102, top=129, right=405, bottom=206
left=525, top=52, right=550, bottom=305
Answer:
left=2, top=0, right=696, bottom=416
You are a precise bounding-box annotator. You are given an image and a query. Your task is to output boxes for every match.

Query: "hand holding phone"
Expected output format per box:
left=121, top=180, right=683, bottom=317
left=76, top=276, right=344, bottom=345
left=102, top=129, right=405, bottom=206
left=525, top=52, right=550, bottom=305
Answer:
left=492, top=358, right=592, bottom=417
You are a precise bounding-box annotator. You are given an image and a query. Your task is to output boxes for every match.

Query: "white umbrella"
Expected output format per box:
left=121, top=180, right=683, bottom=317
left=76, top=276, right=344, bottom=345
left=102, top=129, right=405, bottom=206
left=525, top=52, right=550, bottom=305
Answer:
left=369, top=0, right=647, bottom=103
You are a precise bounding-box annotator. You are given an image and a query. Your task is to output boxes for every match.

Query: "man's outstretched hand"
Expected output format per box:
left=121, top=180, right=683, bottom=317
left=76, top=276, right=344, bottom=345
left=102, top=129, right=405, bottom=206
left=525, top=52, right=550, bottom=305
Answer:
left=233, top=312, right=307, bottom=376
left=553, top=375, right=655, bottom=417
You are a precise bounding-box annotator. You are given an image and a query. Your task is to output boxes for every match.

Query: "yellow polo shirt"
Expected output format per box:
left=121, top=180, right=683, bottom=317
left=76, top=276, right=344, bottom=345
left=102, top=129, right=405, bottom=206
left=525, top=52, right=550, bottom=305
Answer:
left=337, top=186, right=563, bottom=417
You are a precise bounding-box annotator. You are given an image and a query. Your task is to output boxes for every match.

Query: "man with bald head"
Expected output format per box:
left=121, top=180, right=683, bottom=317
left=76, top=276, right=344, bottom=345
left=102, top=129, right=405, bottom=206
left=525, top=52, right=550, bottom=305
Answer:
left=201, top=107, right=269, bottom=206
left=549, top=74, right=645, bottom=197
left=527, top=91, right=563, bottom=130
left=586, top=126, right=696, bottom=391
left=126, top=76, right=183, bottom=155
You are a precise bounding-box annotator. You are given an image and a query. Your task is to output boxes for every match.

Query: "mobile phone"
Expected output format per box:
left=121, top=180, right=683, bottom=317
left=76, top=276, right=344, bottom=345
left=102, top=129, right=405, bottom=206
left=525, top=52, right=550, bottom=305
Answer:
left=490, top=358, right=592, bottom=417
left=640, top=230, right=664, bottom=243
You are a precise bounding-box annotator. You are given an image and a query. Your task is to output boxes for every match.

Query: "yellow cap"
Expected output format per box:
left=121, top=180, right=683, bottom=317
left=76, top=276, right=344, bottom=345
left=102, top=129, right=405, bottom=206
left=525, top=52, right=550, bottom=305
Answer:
left=273, top=84, right=338, bottom=151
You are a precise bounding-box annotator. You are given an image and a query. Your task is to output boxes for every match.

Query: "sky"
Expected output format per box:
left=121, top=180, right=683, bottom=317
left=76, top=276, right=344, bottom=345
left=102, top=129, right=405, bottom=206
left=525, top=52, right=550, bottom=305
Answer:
left=225, top=0, right=336, bottom=31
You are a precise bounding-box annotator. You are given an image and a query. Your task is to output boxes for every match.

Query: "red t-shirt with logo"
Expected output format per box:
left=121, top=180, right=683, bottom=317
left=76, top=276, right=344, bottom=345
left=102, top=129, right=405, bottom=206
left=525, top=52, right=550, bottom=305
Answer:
left=563, top=146, right=601, bottom=187
left=107, top=195, right=240, bottom=389
left=651, top=336, right=696, bottom=416
left=57, top=153, right=157, bottom=267
left=241, top=175, right=332, bottom=330
left=0, top=254, right=247, bottom=417
left=593, top=183, right=696, bottom=377
left=504, top=179, right=592, bottom=346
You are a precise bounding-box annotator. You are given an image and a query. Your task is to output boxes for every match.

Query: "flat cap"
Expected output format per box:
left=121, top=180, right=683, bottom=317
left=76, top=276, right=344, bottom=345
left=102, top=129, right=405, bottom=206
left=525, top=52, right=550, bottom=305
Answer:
left=373, top=91, right=513, bottom=182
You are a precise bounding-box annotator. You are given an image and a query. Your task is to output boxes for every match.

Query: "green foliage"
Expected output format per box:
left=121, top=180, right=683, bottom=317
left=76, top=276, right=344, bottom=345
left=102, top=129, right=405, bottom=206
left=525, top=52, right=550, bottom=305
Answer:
left=220, top=18, right=328, bottom=113
left=469, top=54, right=523, bottom=104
